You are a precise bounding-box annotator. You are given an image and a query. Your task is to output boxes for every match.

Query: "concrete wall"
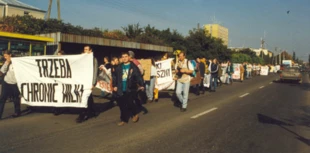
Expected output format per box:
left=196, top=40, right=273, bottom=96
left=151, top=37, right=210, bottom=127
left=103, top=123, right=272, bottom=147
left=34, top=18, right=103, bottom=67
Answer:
left=6, top=6, right=45, bottom=19
left=0, top=5, right=4, bottom=18
left=60, top=42, right=167, bottom=64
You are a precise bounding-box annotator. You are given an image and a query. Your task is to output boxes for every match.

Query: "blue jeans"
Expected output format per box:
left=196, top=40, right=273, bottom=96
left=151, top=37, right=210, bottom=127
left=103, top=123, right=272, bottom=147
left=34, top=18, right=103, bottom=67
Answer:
left=210, top=75, right=217, bottom=91
left=176, top=81, right=190, bottom=109
left=145, top=77, right=155, bottom=100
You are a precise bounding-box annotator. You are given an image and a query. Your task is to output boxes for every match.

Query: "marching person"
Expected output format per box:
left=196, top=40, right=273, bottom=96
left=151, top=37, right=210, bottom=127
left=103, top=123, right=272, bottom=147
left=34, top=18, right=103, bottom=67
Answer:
left=226, top=61, right=234, bottom=85
left=145, top=58, right=156, bottom=103
left=113, top=52, right=144, bottom=126
left=217, top=61, right=223, bottom=87
left=76, top=45, right=98, bottom=123
left=240, top=63, right=245, bottom=82
left=174, top=52, right=194, bottom=112
left=0, top=50, right=21, bottom=120
left=247, top=63, right=252, bottom=79
left=210, top=58, right=219, bottom=92
left=195, top=56, right=205, bottom=95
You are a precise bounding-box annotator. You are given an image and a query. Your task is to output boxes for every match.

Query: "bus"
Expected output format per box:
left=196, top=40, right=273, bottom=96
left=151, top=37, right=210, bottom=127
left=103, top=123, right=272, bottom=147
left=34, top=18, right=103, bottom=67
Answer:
left=0, top=31, right=54, bottom=66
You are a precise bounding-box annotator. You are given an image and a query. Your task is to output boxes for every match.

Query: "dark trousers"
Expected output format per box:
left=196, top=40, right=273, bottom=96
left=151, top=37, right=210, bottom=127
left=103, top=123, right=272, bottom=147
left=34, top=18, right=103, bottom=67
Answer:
left=0, top=82, right=21, bottom=119
left=117, top=91, right=138, bottom=123
left=217, top=77, right=222, bottom=86
left=195, top=79, right=205, bottom=94
left=210, top=75, right=218, bottom=91
left=78, top=94, right=95, bottom=117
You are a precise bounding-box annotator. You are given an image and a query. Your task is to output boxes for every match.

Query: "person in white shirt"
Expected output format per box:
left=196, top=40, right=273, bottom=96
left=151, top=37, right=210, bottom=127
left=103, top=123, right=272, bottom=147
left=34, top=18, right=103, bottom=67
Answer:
left=247, top=63, right=252, bottom=79
left=0, top=50, right=21, bottom=119
left=174, top=52, right=194, bottom=112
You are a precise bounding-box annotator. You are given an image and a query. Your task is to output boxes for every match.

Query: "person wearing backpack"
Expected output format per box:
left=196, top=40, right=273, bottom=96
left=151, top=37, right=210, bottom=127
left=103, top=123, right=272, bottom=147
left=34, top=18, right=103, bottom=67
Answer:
left=0, top=50, right=21, bottom=120
left=174, top=52, right=194, bottom=112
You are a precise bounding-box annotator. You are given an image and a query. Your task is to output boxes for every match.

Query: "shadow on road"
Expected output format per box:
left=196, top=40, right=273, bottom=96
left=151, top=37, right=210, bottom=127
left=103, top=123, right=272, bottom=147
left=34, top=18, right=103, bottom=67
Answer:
left=257, top=114, right=310, bottom=146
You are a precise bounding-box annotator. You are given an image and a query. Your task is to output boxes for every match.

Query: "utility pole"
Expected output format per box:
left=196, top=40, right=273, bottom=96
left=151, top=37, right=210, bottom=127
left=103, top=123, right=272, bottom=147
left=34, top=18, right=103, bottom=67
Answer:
left=47, top=0, right=53, bottom=20
left=274, top=47, right=277, bottom=65
left=46, top=0, right=61, bottom=21
left=57, top=0, right=61, bottom=21
left=279, top=51, right=282, bottom=65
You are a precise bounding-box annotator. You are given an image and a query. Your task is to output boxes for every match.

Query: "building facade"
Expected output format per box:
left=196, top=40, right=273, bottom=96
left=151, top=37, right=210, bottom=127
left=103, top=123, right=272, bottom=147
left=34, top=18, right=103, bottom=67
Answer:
left=204, top=24, right=229, bottom=46
left=0, top=0, right=45, bottom=19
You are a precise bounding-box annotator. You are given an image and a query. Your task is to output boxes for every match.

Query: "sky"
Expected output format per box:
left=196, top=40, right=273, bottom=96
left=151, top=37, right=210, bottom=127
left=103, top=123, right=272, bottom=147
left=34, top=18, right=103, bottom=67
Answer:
left=24, top=0, right=310, bottom=61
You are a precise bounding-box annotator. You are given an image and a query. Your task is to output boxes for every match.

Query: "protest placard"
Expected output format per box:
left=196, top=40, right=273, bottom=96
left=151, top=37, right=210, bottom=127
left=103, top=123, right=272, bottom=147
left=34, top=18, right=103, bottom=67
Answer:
left=11, top=53, right=93, bottom=108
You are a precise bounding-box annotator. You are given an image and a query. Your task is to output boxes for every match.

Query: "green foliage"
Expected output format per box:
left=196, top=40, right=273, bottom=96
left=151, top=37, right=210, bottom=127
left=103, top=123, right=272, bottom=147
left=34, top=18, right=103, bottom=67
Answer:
left=1, top=16, right=232, bottom=60
left=1, top=15, right=103, bottom=37
left=231, top=51, right=264, bottom=64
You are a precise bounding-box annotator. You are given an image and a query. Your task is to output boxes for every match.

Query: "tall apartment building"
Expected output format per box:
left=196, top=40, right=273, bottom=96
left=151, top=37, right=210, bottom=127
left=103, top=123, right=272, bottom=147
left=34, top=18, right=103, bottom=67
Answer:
left=204, top=24, right=229, bottom=46
left=0, top=0, right=46, bottom=19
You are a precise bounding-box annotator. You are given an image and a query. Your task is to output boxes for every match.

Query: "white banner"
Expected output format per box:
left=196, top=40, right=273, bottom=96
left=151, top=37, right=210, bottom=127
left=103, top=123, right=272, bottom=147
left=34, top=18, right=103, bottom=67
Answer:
left=155, top=80, right=175, bottom=91
left=11, top=53, right=93, bottom=108
left=220, top=64, right=228, bottom=83
left=260, top=66, right=269, bottom=76
left=155, top=58, right=173, bottom=85
left=232, top=63, right=241, bottom=80
left=96, top=65, right=112, bottom=93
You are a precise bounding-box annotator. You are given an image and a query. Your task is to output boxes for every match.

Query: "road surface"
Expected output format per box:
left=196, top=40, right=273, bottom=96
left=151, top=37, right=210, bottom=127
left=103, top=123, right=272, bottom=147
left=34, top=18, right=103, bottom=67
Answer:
left=0, top=74, right=310, bottom=153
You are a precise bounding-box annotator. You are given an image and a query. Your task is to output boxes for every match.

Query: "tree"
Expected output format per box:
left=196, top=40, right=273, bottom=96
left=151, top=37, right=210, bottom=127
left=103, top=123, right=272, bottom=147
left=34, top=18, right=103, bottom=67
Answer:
left=293, top=51, right=296, bottom=61
left=122, top=23, right=143, bottom=39
left=308, top=54, right=310, bottom=65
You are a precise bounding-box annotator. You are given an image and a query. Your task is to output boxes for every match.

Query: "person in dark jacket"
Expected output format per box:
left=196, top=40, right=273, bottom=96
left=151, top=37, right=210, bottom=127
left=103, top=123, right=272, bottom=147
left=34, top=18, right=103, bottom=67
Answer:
left=226, top=61, right=234, bottom=85
left=195, top=56, right=205, bottom=95
left=76, top=45, right=98, bottom=123
left=210, top=58, right=219, bottom=92
left=113, top=52, right=144, bottom=126
left=244, top=62, right=248, bottom=79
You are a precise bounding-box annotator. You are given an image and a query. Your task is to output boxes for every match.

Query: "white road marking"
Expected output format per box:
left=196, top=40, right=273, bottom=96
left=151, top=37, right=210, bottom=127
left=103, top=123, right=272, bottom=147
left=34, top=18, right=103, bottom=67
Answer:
left=240, top=93, right=249, bottom=98
left=259, top=86, right=265, bottom=89
left=191, top=108, right=218, bottom=119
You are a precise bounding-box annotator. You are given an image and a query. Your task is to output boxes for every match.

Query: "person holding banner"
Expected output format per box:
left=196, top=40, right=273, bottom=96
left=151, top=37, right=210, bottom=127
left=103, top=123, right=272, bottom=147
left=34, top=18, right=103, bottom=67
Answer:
left=76, top=45, right=98, bottom=123
left=0, top=50, right=21, bottom=119
left=113, top=52, right=144, bottom=126
left=174, top=52, right=194, bottom=112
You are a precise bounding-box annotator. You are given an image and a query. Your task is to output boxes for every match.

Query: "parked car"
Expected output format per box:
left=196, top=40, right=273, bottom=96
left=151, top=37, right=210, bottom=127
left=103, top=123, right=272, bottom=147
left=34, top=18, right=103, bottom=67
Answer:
left=279, top=67, right=302, bottom=83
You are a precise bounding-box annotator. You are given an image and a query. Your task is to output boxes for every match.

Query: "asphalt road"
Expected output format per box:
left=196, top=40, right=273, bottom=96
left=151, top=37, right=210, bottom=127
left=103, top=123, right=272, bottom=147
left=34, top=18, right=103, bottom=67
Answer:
left=0, top=73, right=310, bottom=153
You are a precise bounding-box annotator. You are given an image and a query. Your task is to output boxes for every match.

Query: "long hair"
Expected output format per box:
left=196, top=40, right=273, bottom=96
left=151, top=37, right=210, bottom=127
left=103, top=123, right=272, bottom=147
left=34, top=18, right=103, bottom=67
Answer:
left=151, top=58, right=155, bottom=66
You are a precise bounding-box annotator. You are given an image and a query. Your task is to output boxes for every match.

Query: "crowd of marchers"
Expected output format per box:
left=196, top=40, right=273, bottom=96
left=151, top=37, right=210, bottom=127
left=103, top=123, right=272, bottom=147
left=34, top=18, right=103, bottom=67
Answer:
left=0, top=47, right=272, bottom=126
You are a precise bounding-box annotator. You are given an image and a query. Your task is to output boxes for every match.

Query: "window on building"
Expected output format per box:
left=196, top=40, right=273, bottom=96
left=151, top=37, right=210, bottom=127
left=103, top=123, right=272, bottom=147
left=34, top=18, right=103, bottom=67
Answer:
left=32, top=43, right=45, bottom=56
left=10, top=41, right=30, bottom=57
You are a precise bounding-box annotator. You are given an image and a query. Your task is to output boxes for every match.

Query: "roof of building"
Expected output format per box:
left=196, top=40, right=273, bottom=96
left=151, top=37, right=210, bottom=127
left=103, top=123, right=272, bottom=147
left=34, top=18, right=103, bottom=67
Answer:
left=0, top=0, right=45, bottom=12
left=0, top=31, right=54, bottom=42
left=39, top=32, right=173, bottom=52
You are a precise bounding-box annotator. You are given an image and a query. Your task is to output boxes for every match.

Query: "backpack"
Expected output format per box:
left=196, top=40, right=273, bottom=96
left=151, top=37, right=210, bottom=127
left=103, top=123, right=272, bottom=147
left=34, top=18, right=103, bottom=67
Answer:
left=187, top=60, right=196, bottom=77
